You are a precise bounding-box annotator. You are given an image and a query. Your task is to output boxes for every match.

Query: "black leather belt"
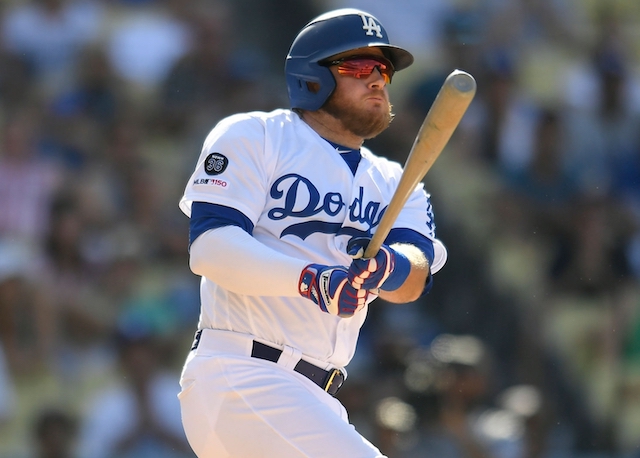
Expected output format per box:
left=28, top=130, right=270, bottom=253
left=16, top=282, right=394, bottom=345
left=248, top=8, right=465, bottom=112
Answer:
left=251, top=341, right=345, bottom=396
left=190, top=331, right=345, bottom=396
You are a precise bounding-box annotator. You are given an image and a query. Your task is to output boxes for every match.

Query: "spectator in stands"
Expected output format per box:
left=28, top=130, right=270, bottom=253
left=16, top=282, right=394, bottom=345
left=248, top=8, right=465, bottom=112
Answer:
left=75, top=326, right=192, bottom=458
left=32, top=408, right=78, bottom=458
left=0, top=0, right=105, bottom=96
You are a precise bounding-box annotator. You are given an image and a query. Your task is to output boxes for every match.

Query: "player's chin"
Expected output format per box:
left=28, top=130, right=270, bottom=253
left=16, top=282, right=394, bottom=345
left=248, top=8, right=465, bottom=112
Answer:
left=364, top=97, right=387, bottom=109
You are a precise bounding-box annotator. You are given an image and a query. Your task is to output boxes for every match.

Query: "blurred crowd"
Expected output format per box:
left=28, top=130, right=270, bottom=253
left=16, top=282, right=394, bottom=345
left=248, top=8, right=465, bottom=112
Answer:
left=0, top=0, right=639, bottom=457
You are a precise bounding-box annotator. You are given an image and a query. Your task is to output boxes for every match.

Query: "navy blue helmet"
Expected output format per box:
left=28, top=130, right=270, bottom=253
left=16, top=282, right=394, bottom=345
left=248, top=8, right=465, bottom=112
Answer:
left=285, top=8, right=414, bottom=111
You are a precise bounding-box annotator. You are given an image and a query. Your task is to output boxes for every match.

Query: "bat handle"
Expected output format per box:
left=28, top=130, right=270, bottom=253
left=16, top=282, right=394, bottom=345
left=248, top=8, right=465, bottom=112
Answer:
left=363, top=232, right=384, bottom=259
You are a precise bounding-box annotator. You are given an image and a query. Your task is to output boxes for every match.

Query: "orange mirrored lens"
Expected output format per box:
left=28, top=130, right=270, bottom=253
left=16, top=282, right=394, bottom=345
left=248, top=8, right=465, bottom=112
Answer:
left=335, top=58, right=394, bottom=84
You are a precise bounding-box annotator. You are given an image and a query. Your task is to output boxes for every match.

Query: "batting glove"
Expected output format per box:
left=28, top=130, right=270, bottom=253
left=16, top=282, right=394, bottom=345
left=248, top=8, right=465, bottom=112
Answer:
left=347, top=237, right=411, bottom=292
left=299, top=264, right=368, bottom=318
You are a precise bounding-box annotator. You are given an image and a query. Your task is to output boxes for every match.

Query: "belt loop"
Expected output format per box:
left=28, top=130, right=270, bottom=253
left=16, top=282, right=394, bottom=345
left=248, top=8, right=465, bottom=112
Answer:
left=278, top=345, right=302, bottom=371
left=190, top=330, right=202, bottom=351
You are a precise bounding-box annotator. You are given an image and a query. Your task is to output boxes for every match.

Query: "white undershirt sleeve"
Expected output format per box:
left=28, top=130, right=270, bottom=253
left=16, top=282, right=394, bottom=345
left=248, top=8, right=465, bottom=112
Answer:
left=189, top=226, right=309, bottom=297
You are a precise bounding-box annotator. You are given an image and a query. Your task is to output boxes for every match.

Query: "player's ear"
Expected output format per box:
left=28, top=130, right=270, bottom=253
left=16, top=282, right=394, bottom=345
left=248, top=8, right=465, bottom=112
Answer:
left=306, top=82, right=320, bottom=93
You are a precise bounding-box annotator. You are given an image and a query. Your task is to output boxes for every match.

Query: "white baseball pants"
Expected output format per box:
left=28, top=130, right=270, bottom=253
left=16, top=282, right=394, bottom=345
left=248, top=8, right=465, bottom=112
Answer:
left=178, top=329, right=385, bottom=457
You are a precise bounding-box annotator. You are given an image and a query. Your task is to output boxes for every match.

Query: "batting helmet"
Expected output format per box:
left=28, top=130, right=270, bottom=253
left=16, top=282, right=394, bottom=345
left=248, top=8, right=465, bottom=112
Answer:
left=285, top=8, right=414, bottom=111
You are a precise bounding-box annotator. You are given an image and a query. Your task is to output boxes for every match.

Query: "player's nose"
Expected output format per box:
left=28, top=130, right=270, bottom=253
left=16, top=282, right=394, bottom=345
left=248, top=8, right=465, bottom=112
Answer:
left=368, top=68, right=387, bottom=88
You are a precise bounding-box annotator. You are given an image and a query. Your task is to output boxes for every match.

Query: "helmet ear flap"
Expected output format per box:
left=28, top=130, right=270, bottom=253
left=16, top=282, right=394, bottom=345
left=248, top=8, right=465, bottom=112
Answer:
left=285, top=63, right=336, bottom=111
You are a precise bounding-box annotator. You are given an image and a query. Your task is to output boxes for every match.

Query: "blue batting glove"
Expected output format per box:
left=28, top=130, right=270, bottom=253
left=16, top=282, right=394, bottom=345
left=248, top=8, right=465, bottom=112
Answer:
left=299, top=264, right=368, bottom=318
left=346, top=237, right=411, bottom=292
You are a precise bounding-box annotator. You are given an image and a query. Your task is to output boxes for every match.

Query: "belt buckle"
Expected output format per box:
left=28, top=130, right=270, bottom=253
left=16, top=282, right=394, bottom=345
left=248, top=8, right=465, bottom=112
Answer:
left=324, top=368, right=344, bottom=395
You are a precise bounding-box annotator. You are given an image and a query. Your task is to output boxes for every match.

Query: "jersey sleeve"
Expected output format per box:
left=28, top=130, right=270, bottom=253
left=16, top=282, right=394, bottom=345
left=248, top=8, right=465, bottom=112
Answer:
left=367, top=152, right=447, bottom=274
left=385, top=228, right=434, bottom=265
left=399, top=184, right=447, bottom=273
left=189, top=202, right=254, bottom=247
left=179, top=113, right=272, bottom=225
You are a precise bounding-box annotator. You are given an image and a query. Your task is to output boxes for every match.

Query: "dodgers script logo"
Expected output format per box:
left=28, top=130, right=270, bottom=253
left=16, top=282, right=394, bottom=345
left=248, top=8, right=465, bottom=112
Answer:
left=268, top=173, right=386, bottom=240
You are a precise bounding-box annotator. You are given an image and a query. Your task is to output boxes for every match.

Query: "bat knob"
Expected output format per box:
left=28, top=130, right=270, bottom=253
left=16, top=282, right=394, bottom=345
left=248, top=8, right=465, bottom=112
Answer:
left=449, top=70, right=477, bottom=94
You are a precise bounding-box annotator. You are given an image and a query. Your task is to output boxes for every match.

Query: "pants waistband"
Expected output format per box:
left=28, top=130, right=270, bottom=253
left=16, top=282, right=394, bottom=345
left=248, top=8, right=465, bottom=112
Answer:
left=190, top=329, right=346, bottom=396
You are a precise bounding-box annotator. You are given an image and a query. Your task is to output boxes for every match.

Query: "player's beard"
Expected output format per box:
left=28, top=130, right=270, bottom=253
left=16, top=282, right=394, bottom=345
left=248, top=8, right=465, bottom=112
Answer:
left=322, top=91, right=394, bottom=139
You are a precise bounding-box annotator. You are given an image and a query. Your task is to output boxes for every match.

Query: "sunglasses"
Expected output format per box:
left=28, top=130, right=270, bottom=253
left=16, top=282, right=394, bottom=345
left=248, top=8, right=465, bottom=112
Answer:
left=323, top=55, right=395, bottom=84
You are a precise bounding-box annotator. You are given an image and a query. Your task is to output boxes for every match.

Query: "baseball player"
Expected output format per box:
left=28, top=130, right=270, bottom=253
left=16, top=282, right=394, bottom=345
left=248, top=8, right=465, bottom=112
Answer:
left=177, top=8, right=447, bottom=458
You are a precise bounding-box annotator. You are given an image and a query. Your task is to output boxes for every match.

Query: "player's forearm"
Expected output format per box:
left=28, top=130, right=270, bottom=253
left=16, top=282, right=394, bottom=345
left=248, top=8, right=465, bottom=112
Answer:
left=189, top=226, right=308, bottom=297
left=376, top=243, right=430, bottom=303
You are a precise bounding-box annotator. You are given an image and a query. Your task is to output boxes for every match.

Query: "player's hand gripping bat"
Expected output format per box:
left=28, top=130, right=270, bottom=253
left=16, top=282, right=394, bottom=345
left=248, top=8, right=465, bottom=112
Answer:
left=363, top=69, right=477, bottom=259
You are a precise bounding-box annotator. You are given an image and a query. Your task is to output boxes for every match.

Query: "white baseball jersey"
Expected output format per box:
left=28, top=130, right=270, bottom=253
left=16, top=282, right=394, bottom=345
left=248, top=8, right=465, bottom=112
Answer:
left=179, top=108, right=446, bottom=368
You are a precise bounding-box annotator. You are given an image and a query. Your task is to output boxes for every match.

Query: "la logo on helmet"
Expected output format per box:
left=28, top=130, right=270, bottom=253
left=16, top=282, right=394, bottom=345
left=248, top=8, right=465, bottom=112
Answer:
left=359, top=14, right=383, bottom=38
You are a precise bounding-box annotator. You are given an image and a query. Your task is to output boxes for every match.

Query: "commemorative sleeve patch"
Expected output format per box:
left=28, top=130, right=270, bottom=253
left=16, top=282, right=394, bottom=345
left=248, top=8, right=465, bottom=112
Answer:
left=204, top=152, right=228, bottom=175
left=192, top=177, right=229, bottom=189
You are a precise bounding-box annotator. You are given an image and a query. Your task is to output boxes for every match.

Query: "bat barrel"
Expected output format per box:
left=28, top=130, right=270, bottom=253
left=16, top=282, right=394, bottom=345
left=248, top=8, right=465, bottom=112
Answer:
left=362, top=69, right=476, bottom=259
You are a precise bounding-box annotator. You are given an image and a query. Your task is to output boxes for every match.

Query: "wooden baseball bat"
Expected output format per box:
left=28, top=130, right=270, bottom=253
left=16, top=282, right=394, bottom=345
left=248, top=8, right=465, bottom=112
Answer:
left=363, top=69, right=476, bottom=258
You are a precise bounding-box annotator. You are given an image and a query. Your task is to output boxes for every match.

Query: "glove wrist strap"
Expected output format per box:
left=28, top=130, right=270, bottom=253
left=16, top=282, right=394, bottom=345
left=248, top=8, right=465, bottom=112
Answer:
left=380, top=250, right=411, bottom=291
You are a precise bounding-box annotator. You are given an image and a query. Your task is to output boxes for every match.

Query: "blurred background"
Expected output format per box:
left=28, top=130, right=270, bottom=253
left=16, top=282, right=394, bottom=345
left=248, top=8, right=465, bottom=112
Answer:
left=0, top=0, right=639, bottom=457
